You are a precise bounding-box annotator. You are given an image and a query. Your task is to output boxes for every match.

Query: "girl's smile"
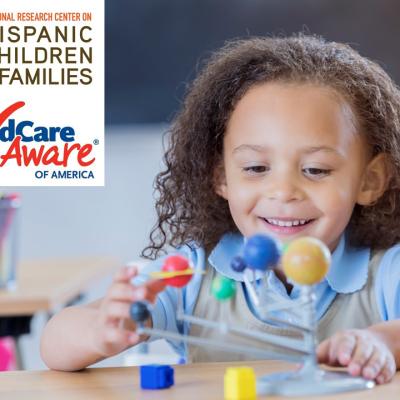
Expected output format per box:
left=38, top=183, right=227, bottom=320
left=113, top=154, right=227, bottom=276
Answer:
left=260, top=216, right=316, bottom=235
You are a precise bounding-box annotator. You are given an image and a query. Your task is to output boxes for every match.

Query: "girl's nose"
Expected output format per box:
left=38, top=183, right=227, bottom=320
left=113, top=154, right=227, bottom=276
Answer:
left=266, top=174, right=304, bottom=203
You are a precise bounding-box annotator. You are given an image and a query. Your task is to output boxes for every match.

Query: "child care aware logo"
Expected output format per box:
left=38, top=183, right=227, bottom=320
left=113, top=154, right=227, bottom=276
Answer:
left=0, top=101, right=95, bottom=167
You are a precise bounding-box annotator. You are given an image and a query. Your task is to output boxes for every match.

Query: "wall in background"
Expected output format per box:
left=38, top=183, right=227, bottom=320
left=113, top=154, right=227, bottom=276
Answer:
left=4, top=125, right=165, bottom=263
left=106, top=0, right=400, bottom=124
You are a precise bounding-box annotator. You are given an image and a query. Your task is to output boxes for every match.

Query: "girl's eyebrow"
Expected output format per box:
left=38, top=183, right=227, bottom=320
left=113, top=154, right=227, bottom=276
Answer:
left=232, top=144, right=268, bottom=154
left=232, top=144, right=340, bottom=155
left=302, top=146, right=339, bottom=154
left=301, top=146, right=347, bottom=159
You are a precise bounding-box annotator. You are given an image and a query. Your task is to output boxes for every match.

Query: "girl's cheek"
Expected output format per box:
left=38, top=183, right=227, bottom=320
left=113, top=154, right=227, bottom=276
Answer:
left=231, top=186, right=260, bottom=213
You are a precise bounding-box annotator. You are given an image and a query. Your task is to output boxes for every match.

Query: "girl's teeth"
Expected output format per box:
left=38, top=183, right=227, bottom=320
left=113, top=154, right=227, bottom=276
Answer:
left=266, top=218, right=310, bottom=227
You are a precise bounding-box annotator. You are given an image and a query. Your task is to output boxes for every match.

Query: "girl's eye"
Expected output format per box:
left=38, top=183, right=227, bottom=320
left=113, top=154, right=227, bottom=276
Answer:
left=243, top=165, right=269, bottom=174
left=303, top=167, right=331, bottom=178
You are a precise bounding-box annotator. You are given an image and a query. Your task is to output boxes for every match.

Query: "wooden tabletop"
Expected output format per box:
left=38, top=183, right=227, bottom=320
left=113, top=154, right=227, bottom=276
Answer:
left=0, top=361, right=398, bottom=400
left=0, top=256, right=120, bottom=316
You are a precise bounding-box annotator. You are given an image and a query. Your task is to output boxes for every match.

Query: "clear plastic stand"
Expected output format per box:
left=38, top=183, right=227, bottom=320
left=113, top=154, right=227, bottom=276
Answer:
left=137, top=281, right=375, bottom=396
left=257, top=367, right=374, bottom=396
left=256, top=286, right=374, bottom=396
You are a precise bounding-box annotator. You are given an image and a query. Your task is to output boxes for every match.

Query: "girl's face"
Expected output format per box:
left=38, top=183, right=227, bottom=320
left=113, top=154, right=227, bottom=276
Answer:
left=216, top=82, right=373, bottom=251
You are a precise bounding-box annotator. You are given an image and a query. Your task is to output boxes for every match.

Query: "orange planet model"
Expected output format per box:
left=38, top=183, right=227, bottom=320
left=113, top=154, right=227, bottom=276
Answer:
left=282, top=237, right=331, bottom=285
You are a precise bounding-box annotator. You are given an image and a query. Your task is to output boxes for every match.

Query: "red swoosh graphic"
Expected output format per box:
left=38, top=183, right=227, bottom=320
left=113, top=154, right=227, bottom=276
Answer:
left=0, top=101, right=25, bottom=127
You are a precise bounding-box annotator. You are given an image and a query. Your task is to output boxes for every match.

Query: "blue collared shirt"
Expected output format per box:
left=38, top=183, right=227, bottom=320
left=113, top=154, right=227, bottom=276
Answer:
left=134, top=233, right=400, bottom=357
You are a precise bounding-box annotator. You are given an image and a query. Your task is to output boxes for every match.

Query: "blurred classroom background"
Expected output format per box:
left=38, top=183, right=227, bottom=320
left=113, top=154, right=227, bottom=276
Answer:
left=2, top=0, right=400, bottom=370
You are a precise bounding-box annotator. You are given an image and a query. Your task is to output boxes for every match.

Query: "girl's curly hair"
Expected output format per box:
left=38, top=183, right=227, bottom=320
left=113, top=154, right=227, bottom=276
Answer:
left=142, top=34, right=400, bottom=259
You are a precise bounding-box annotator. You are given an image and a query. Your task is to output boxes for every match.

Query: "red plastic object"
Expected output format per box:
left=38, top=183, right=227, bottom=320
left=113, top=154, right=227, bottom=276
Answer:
left=0, top=337, right=17, bottom=371
left=161, top=255, right=192, bottom=287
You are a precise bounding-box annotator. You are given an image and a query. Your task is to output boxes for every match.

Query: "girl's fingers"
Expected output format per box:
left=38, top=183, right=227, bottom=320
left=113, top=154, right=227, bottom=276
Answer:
left=316, top=339, right=330, bottom=364
left=113, top=266, right=138, bottom=283
left=145, top=279, right=167, bottom=300
left=102, top=326, right=140, bottom=349
left=347, top=337, right=373, bottom=373
left=375, top=356, right=396, bottom=384
left=105, top=285, right=162, bottom=324
left=104, top=302, right=131, bottom=322
left=108, top=279, right=166, bottom=303
left=111, top=266, right=166, bottom=299
left=360, top=346, right=386, bottom=380
left=108, top=283, right=138, bottom=302
left=317, top=330, right=396, bottom=385
left=329, top=333, right=356, bottom=366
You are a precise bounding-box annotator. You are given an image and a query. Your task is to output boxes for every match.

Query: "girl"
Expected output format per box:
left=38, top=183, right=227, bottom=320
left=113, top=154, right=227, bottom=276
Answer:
left=41, top=34, right=400, bottom=384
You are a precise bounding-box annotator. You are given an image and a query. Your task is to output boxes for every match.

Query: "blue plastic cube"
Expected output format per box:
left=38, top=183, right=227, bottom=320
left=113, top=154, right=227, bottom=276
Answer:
left=140, top=364, right=174, bottom=390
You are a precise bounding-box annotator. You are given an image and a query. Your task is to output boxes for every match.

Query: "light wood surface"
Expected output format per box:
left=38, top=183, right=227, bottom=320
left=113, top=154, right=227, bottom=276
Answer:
left=0, top=256, right=120, bottom=316
left=0, top=361, right=398, bottom=400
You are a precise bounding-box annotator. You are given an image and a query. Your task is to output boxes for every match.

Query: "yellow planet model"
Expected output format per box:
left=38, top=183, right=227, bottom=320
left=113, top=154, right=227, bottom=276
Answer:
left=282, top=237, right=331, bottom=285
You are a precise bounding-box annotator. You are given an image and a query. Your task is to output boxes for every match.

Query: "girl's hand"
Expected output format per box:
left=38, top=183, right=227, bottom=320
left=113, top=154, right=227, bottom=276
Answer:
left=317, top=329, right=396, bottom=384
left=93, top=266, right=166, bottom=358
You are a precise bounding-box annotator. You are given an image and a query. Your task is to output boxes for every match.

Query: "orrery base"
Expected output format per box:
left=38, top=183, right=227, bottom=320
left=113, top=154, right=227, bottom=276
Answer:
left=257, top=368, right=375, bottom=396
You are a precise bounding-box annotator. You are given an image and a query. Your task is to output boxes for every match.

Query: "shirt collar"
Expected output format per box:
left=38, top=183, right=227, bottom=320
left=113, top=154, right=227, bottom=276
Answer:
left=208, top=232, right=370, bottom=294
left=325, top=233, right=370, bottom=293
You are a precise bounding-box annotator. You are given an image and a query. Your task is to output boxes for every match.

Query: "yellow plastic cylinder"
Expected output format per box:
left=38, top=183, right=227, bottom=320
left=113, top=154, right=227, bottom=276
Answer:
left=224, top=367, right=256, bottom=400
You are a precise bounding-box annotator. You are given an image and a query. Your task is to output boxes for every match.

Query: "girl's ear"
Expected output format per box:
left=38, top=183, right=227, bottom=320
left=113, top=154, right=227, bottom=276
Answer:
left=357, top=153, right=391, bottom=206
left=213, top=161, right=228, bottom=199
